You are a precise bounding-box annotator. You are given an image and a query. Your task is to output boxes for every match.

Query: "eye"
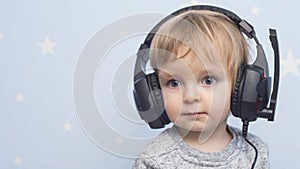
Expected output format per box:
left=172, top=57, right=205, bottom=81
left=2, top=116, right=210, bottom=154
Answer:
left=167, top=79, right=181, bottom=88
left=201, top=76, right=217, bottom=86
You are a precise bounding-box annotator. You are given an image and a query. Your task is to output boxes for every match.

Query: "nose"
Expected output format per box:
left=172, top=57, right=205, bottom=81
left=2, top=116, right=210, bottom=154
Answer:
left=183, top=83, right=200, bottom=103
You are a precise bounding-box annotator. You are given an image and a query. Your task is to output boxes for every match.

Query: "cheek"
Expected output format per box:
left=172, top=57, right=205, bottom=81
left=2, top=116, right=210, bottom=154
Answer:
left=162, top=91, right=182, bottom=121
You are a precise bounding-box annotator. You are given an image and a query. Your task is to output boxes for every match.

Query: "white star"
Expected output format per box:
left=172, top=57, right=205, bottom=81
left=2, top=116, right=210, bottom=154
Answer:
left=16, top=93, right=25, bottom=103
left=116, top=137, right=124, bottom=145
left=251, top=6, right=260, bottom=16
left=281, top=50, right=300, bottom=77
left=14, top=155, right=23, bottom=165
left=120, top=30, right=128, bottom=38
left=180, top=0, right=202, bottom=7
left=0, top=32, right=3, bottom=41
left=38, top=36, right=57, bottom=54
left=63, top=121, right=72, bottom=132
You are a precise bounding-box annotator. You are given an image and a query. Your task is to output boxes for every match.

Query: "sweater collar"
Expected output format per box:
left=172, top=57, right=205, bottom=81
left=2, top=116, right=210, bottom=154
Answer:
left=168, top=125, right=243, bottom=166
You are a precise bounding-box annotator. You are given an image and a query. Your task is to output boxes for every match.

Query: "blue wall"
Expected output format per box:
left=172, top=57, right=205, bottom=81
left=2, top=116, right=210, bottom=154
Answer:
left=0, top=0, right=299, bottom=168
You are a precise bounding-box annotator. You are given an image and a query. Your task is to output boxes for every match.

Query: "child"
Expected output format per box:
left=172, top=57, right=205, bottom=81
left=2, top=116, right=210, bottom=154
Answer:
left=133, top=7, right=269, bottom=169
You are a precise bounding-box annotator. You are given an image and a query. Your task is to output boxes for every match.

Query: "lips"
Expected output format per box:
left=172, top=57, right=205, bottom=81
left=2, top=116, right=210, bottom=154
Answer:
left=182, top=112, right=208, bottom=116
left=181, top=112, right=208, bottom=120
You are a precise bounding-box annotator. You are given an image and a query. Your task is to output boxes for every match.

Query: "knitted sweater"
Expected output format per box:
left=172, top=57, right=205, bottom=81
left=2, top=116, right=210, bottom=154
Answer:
left=133, top=126, right=269, bottom=169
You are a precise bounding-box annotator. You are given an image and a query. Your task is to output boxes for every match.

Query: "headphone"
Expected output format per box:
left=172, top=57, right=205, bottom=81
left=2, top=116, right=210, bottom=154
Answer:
left=133, top=5, right=280, bottom=130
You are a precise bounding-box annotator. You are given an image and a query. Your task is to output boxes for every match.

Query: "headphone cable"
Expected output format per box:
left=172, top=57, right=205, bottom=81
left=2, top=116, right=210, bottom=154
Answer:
left=242, top=120, right=258, bottom=169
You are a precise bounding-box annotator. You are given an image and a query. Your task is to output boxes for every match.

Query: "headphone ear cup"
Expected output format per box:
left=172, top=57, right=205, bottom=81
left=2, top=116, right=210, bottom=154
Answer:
left=231, top=65, right=245, bottom=118
left=147, top=73, right=170, bottom=128
left=148, top=73, right=164, bottom=111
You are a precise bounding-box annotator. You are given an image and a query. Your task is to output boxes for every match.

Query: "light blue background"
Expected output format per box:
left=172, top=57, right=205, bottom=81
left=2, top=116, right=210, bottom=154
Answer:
left=1, top=0, right=299, bottom=168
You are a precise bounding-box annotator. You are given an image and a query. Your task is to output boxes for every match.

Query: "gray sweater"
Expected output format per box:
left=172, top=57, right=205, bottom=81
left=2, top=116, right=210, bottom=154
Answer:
left=133, top=126, right=269, bottom=169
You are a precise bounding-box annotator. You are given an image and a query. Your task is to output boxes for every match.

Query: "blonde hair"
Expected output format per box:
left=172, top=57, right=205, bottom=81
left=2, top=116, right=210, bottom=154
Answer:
left=150, top=10, right=249, bottom=84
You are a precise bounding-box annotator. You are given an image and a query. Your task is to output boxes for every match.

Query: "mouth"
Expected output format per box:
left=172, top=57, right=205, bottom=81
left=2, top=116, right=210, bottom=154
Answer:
left=182, top=112, right=208, bottom=116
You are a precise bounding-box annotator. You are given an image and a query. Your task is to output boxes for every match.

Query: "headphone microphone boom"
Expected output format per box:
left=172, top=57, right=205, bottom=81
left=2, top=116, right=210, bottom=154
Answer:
left=257, top=29, right=280, bottom=122
left=132, top=5, right=280, bottom=130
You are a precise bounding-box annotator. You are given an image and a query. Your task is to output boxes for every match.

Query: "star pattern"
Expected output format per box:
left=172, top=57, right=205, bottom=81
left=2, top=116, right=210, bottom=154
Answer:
left=1, top=1, right=299, bottom=169
left=0, top=32, right=3, bottom=41
left=63, top=121, right=72, bottom=132
left=251, top=6, right=260, bottom=16
left=115, top=136, right=124, bottom=145
left=14, top=155, right=23, bottom=165
left=180, top=0, right=203, bottom=7
left=16, top=93, right=25, bottom=103
left=281, top=50, right=300, bottom=77
left=120, top=30, right=128, bottom=38
left=38, top=36, right=57, bottom=54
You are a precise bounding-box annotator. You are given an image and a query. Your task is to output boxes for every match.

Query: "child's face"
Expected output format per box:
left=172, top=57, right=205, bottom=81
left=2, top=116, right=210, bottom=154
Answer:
left=157, top=48, right=232, bottom=133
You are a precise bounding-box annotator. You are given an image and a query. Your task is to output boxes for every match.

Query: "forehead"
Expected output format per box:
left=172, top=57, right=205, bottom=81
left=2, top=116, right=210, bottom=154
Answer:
left=158, top=49, right=226, bottom=77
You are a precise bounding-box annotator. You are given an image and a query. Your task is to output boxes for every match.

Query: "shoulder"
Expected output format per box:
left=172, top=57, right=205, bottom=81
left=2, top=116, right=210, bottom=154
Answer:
left=133, top=126, right=180, bottom=168
left=138, top=126, right=179, bottom=158
left=230, top=126, right=269, bottom=152
left=230, top=126, right=269, bottom=168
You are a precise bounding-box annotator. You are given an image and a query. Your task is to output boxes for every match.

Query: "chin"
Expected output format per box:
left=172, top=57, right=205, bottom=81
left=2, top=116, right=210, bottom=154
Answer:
left=189, top=125, right=206, bottom=133
left=175, top=121, right=206, bottom=132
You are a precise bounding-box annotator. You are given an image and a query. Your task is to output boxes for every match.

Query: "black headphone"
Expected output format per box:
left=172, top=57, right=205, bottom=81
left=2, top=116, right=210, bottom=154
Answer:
left=133, top=5, right=280, bottom=129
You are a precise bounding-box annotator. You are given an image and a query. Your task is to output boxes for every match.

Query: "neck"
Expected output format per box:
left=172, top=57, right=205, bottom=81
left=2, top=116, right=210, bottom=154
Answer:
left=176, top=123, right=233, bottom=153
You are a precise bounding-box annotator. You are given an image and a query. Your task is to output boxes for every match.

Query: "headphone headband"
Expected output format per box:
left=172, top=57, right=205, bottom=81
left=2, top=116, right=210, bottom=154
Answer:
left=141, top=5, right=255, bottom=49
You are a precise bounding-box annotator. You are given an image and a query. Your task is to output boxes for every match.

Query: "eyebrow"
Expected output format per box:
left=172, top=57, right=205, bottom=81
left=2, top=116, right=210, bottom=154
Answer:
left=158, top=67, right=224, bottom=79
left=158, top=71, right=173, bottom=78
